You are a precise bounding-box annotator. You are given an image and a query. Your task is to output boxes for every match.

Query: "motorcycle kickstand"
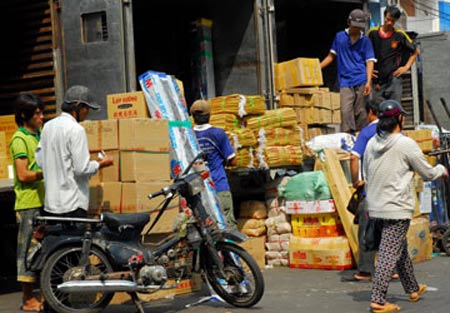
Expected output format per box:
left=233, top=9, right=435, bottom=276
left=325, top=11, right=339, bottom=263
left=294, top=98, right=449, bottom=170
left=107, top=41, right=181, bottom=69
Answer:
left=128, top=292, right=145, bottom=313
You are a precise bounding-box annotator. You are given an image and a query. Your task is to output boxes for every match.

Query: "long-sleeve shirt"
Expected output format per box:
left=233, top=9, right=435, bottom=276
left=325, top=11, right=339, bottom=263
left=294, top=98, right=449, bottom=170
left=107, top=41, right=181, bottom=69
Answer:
left=363, top=133, right=446, bottom=220
left=35, top=112, right=99, bottom=214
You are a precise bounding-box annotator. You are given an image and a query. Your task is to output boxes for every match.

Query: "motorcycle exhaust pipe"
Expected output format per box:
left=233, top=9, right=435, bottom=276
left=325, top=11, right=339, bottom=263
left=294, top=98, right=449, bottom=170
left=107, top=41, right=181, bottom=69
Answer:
left=57, top=280, right=162, bottom=293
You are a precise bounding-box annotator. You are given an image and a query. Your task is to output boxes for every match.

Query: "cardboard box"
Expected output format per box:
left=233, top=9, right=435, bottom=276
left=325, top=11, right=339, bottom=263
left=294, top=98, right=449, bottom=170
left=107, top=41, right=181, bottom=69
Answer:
left=121, top=181, right=178, bottom=217
left=275, top=58, right=323, bottom=90
left=331, top=109, right=341, bottom=124
left=120, top=151, right=171, bottom=182
left=90, top=150, right=120, bottom=183
left=291, top=213, right=344, bottom=238
left=119, top=118, right=170, bottom=152
left=88, top=182, right=122, bottom=216
left=0, top=156, right=11, bottom=179
left=239, top=236, right=266, bottom=269
left=286, top=199, right=336, bottom=215
left=111, top=273, right=202, bottom=304
left=0, top=115, right=18, bottom=158
left=0, top=131, right=6, bottom=157
left=289, top=236, right=353, bottom=270
left=330, top=93, right=340, bottom=110
left=403, top=129, right=433, bottom=152
left=107, top=91, right=149, bottom=119
left=81, top=119, right=119, bottom=151
left=407, top=216, right=432, bottom=263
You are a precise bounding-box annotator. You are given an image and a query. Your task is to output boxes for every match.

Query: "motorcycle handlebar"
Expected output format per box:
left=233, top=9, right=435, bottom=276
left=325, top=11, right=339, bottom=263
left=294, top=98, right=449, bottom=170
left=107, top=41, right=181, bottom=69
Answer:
left=148, top=189, right=166, bottom=199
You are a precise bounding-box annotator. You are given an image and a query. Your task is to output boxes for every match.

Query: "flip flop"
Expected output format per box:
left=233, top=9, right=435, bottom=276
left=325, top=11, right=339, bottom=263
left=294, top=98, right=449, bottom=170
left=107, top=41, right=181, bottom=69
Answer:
left=409, top=284, right=427, bottom=302
left=391, top=273, right=399, bottom=280
left=19, top=305, right=42, bottom=313
left=353, top=272, right=372, bottom=281
left=370, top=302, right=401, bottom=313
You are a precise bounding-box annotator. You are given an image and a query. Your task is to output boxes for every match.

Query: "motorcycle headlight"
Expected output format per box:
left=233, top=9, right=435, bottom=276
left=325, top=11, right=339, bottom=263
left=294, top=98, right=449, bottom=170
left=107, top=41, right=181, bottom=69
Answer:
left=187, top=174, right=205, bottom=196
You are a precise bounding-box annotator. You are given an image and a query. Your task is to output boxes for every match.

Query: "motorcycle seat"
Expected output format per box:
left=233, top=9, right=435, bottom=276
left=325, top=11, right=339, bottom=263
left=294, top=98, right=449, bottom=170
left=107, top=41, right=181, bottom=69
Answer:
left=102, top=212, right=150, bottom=230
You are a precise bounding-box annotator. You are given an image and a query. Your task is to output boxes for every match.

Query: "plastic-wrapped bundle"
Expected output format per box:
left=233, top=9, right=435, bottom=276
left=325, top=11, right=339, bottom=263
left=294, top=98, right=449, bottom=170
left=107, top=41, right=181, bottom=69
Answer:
left=138, top=70, right=227, bottom=228
left=227, top=128, right=257, bottom=149
left=209, top=113, right=240, bottom=131
left=209, top=94, right=266, bottom=117
left=259, top=127, right=302, bottom=147
left=246, top=108, right=297, bottom=130
left=229, top=147, right=254, bottom=169
left=257, top=145, right=303, bottom=169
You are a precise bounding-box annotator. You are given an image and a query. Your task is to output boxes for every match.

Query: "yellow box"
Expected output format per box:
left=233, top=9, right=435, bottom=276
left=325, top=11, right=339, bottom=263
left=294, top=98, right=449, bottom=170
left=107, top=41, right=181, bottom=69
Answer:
left=0, top=131, right=6, bottom=157
left=275, top=58, right=323, bottom=90
left=330, top=93, right=341, bottom=110
left=107, top=91, right=149, bottom=119
left=403, top=129, right=433, bottom=152
left=0, top=156, right=11, bottom=179
left=332, top=109, right=341, bottom=124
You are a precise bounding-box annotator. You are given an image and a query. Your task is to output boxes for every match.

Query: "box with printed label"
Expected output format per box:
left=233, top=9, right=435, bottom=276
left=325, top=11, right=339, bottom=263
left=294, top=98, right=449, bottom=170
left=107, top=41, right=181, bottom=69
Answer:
left=107, top=91, right=149, bottom=119
left=119, top=118, right=169, bottom=152
left=81, top=119, right=118, bottom=151
left=289, top=235, right=353, bottom=270
left=286, top=199, right=336, bottom=214
left=120, top=151, right=171, bottom=182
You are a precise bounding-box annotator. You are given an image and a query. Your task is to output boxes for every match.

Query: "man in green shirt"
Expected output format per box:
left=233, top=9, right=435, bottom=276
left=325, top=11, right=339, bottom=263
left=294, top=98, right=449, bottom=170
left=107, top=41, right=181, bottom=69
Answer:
left=9, top=94, right=45, bottom=312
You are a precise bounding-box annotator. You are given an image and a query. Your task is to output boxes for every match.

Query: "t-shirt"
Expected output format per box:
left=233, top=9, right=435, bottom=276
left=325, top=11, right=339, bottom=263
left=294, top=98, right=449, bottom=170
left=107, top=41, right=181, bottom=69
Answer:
left=330, top=29, right=375, bottom=88
left=367, top=26, right=416, bottom=85
left=193, top=124, right=235, bottom=192
left=9, top=127, right=45, bottom=210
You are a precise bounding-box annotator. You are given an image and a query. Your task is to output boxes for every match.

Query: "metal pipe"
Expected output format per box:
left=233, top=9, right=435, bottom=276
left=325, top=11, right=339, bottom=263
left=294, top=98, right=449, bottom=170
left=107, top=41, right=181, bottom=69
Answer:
left=57, top=280, right=162, bottom=293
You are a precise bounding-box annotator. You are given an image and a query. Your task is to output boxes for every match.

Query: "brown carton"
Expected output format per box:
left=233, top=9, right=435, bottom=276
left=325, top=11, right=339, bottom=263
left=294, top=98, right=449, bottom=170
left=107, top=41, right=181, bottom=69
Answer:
left=81, top=119, right=119, bottom=151
left=0, top=115, right=18, bottom=158
left=107, top=91, right=149, bottom=119
left=118, top=118, right=169, bottom=152
left=89, top=182, right=122, bottom=216
left=0, top=156, right=11, bottom=179
left=120, top=151, right=171, bottom=182
left=403, top=129, right=433, bottom=152
left=0, top=131, right=6, bottom=157
left=121, top=182, right=178, bottom=220
left=275, top=58, right=323, bottom=90
left=239, top=236, right=266, bottom=269
left=90, top=150, right=120, bottom=184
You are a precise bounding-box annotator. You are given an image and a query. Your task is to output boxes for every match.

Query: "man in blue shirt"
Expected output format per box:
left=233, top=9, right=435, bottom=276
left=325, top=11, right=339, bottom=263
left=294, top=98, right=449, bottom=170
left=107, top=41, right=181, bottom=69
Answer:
left=191, top=100, right=237, bottom=229
left=321, top=9, right=375, bottom=134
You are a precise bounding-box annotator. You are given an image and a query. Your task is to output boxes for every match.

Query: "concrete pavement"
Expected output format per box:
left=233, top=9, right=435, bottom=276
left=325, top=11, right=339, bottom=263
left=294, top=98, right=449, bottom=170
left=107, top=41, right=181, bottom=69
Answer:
left=1, top=254, right=450, bottom=313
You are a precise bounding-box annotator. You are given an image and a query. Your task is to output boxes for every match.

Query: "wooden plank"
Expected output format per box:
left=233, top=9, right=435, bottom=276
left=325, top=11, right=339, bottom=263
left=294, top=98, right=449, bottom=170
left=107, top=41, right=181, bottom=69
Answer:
left=320, top=148, right=359, bottom=262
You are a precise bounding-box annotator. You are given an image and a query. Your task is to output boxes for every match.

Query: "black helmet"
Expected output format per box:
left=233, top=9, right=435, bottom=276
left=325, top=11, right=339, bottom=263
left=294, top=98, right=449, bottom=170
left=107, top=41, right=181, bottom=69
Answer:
left=378, top=100, right=409, bottom=118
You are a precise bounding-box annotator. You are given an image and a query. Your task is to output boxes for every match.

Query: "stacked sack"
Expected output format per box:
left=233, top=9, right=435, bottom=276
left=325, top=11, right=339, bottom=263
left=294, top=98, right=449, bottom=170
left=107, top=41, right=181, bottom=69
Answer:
left=238, top=200, right=267, bottom=237
left=279, top=171, right=352, bottom=270
left=264, top=176, right=292, bottom=266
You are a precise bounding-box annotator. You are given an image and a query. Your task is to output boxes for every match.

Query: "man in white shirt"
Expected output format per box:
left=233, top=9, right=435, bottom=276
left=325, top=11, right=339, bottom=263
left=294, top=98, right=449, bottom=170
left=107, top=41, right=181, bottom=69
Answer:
left=36, top=85, right=113, bottom=217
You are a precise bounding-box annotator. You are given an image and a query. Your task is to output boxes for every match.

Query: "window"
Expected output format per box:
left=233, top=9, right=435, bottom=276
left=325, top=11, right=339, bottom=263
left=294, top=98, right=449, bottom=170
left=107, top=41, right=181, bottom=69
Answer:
left=81, top=11, right=108, bottom=43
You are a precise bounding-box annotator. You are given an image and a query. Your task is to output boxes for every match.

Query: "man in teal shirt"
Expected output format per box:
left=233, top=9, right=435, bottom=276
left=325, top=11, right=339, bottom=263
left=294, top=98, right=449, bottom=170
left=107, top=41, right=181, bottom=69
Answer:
left=9, top=94, right=45, bottom=312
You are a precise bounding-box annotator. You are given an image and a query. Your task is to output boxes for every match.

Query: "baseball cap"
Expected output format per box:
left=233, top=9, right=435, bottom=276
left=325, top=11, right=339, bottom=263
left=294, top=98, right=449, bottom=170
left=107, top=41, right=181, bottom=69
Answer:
left=190, top=99, right=210, bottom=115
left=378, top=99, right=409, bottom=118
left=64, top=85, right=100, bottom=110
left=348, top=9, right=368, bottom=29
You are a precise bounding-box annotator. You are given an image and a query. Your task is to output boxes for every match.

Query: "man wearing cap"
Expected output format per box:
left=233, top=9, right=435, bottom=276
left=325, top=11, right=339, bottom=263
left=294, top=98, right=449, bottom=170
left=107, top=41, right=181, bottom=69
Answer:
left=368, top=5, right=419, bottom=105
left=363, top=100, right=447, bottom=312
left=321, top=8, right=375, bottom=134
left=36, top=85, right=113, bottom=217
left=190, top=99, right=237, bottom=230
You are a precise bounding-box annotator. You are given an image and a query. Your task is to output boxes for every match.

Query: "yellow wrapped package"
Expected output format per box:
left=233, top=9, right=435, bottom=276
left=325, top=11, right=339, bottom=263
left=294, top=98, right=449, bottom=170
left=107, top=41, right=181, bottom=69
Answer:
left=260, top=127, right=302, bottom=147
left=246, top=108, right=297, bottom=130
left=227, top=128, right=257, bottom=148
left=209, top=113, right=240, bottom=130
left=209, top=94, right=266, bottom=117
left=258, top=145, right=303, bottom=168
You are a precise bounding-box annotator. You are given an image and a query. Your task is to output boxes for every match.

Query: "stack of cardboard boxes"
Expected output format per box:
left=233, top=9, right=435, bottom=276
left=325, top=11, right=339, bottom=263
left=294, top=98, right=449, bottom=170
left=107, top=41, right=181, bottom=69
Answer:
left=0, top=115, right=18, bottom=179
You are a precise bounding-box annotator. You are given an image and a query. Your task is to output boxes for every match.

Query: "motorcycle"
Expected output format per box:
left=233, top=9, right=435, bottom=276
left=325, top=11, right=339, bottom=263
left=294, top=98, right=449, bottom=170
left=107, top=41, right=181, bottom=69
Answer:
left=28, top=153, right=264, bottom=313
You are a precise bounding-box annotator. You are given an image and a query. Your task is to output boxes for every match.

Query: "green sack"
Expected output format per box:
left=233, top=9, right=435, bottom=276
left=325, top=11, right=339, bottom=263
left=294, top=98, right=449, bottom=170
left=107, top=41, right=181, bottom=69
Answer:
left=278, top=171, right=332, bottom=201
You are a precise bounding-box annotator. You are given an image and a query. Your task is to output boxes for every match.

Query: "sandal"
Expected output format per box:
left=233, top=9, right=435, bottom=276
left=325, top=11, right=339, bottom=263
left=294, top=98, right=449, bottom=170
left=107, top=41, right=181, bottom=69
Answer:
left=353, top=272, right=372, bottom=281
left=370, top=302, right=401, bottom=313
left=409, top=284, right=427, bottom=302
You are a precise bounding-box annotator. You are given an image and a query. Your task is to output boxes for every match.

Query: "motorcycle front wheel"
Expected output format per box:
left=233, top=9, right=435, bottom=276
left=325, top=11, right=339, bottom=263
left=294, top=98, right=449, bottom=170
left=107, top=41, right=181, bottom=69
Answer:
left=41, top=246, right=114, bottom=313
left=203, top=241, right=264, bottom=307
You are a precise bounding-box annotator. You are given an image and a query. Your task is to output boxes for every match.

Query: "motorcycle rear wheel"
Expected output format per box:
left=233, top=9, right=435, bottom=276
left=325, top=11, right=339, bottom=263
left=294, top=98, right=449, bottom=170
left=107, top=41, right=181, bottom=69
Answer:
left=41, top=246, right=114, bottom=313
left=203, top=241, right=264, bottom=307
